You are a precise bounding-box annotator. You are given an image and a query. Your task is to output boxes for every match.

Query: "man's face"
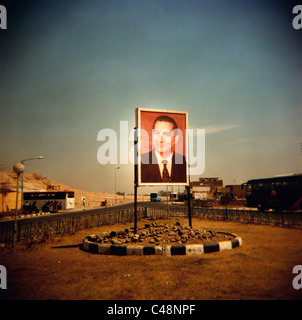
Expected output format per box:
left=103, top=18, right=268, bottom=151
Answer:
left=152, top=120, right=176, bottom=157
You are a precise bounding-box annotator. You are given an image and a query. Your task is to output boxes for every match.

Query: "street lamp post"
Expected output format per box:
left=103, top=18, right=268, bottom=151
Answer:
left=115, top=166, right=120, bottom=204
left=12, top=163, right=25, bottom=247
left=21, top=156, right=43, bottom=213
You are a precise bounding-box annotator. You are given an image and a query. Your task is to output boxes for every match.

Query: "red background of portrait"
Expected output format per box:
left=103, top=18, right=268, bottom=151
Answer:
left=139, top=110, right=186, bottom=155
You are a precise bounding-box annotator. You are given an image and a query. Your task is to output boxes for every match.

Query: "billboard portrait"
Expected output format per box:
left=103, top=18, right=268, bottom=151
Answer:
left=136, top=108, right=188, bottom=186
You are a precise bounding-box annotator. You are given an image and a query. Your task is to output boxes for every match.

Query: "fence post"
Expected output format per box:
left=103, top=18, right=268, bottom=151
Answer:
left=17, top=222, right=21, bottom=242
left=186, top=186, right=192, bottom=227
left=281, top=212, right=284, bottom=227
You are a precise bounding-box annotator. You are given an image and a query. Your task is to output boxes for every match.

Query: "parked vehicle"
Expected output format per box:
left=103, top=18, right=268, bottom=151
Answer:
left=243, top=174, right=302, bottom=211
left=150, top=193, right=161, bottom=202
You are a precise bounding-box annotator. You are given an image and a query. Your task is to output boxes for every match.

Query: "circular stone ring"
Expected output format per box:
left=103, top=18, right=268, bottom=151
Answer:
left=82, top=232, right=242, bottom=256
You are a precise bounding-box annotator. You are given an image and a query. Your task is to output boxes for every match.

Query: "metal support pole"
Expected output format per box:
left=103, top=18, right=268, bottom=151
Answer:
left=21, top=173, right=24, bottom=214
left=12, top=163, right=25, bottom=246
left=187, top=185, right=192, bottom=227
left=134, top=127, right=138, bottom=234
left=20, top=156, right=43, bottom=214
left=134, top=182, right=138, bottom=234
left=13, top=173, right=21, bottom=247
left=186, top=129, right=192, bottom=228
left=115, top=166, right=120, bottom=204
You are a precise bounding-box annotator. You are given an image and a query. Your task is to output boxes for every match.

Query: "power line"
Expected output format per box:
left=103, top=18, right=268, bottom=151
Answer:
left=201, top=142, right=302, bottom=183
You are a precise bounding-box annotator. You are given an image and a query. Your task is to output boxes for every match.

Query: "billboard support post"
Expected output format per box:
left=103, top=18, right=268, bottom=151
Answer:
left=134, top=127, right=138, bottom=234
left=186, top=133, right=192, bottom=228
left=186, top=185, right=192, bottom=227
left=135, top=108, right=191, bottom=229
left=134, top=182, right=137, bottom=234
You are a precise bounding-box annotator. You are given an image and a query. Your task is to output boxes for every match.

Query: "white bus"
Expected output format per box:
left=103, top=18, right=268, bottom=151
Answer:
left=23, top=191, right=75, bottom=213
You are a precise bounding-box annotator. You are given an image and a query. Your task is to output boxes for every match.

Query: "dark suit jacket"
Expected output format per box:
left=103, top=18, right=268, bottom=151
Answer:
left=140, top=150, right=187, bottom=183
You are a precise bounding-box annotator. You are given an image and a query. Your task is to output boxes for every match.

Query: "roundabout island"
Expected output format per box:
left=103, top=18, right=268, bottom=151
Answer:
left=82, top=220, right=242, bottom=256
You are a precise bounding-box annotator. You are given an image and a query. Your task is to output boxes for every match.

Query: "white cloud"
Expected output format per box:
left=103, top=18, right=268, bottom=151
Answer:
left=225, top=138, right=251, bottom=145
left=204, top=124, right=240, bottom=135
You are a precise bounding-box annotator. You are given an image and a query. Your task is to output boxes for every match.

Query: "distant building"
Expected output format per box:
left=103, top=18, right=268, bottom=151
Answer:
left=224, top=184, right=247, bottom=199
left=190, top=177, right=223, bottom=200
left=191, top=186, right=211, bottom=200
left=47, top=184, right=61, bottom=191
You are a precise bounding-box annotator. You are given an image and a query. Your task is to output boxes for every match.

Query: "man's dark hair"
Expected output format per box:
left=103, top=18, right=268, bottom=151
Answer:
left=152, top=115, right=178, bottom=131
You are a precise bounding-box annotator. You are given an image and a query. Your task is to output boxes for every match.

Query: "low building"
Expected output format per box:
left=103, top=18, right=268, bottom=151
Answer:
left=224, top=184, right=247, bottom=199
left=190, top=177, right=223, bottom=200
left=191, top=186, right=211, bottom=199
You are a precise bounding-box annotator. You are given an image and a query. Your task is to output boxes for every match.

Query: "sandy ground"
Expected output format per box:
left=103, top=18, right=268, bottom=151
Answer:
left=1, top=217, right=302, bottom=301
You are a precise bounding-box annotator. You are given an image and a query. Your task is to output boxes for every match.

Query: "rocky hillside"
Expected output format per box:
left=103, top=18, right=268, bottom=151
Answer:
left=0, top=169, right=145, bottom=212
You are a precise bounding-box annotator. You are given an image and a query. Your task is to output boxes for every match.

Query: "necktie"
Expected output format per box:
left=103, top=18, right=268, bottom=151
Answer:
left=162, top=160, right=170, bottom=182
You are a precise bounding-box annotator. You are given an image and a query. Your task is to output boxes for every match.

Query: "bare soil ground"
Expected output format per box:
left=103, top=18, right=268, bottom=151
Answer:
left=1, top=218, right=302, bottom=300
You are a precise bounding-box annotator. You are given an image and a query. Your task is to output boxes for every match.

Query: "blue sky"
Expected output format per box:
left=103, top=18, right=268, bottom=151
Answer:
left=0, top=0, right=301, bottom=194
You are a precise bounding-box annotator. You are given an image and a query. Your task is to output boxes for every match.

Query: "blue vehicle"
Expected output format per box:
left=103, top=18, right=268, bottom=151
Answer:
left=150, top=193, right=161, bottom=202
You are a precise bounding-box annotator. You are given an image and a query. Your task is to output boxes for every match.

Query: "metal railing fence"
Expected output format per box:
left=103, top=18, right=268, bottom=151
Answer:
left=0, top=203, right=301, bottom=244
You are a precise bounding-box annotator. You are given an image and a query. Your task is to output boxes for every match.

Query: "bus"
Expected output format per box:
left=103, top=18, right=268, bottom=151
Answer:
left=23, top=191, right=75, bottom=213
left=169, top=192, right=178, bottom=201
left=243, top=174, right=302, bottom=211
left=150, top=193, right=161, bottom=202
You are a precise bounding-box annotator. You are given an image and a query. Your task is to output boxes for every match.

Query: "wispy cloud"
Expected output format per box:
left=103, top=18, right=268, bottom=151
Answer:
left=204, top=124, right=240, bottom=135
left=225, top=138, right=251, bottom=145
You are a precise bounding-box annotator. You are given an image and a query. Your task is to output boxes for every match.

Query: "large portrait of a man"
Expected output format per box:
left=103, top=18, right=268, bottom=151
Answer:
left=136, top=108, right=188, bottom=186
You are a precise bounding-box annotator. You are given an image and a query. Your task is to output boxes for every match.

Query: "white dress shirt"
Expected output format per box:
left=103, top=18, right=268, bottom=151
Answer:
left=154, top=150, right=173, bottom=179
